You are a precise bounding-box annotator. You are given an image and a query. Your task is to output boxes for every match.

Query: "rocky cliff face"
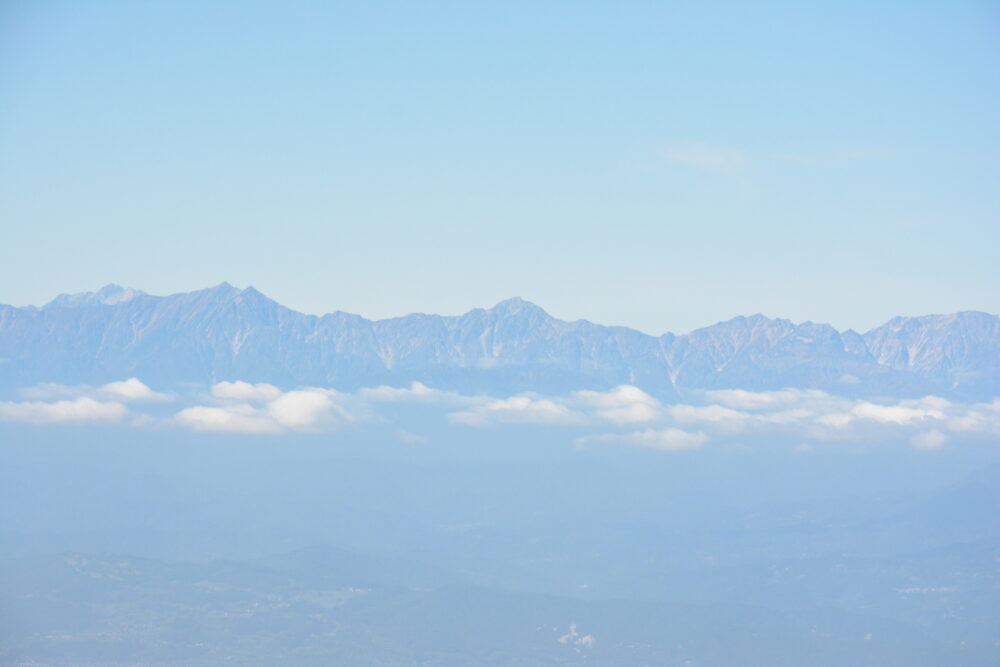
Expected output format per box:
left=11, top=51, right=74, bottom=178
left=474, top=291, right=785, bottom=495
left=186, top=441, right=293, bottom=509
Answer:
left=1, top=284, right=996, bottom=400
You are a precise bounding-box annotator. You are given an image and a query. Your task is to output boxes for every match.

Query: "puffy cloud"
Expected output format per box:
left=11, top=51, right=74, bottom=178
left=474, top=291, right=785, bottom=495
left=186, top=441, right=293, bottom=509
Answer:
left=853, top=402, right=940, bottom=425
left=448, top=395, right=585, bottom=427
left=359, top=381, right=474, bottom=405
left=267, top=389, right=352, bottom=429
left=576, top=427, right=708, bottom=452
left=210, top=381, right=281, bottom=403
left=704, top=388, right=831, bottom=411
left=573, top=385, right=662, bottom=425
left=360, top=381, right=435, bottom=401
left=100, top=378, right=171, bottom=402
left=448, top=385, right=663, bottom=428
left=818, top=399, right=947, bottom=428
left=557, top=624, right=597, bottom=650
left=176, top=386, right=359, bottom=434
left=174, top=405, right=281, bottom=435
left=19, top=378, right=170, bottom=403
left=0, top=397, right=127, bottom=424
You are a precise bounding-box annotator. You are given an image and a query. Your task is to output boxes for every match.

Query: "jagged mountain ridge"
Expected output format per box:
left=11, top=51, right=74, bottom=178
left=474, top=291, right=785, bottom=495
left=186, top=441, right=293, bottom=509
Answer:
left=0, top=284, right=997, bottom=399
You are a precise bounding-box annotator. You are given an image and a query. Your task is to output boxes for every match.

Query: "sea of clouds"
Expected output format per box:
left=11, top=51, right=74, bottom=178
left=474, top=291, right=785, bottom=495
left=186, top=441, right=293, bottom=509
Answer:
left=2, top=378, right=998, bottom=452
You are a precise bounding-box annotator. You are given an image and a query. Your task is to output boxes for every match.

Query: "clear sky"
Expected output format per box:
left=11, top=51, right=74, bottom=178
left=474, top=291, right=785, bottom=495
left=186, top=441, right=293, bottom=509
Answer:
left=1, top=1, right=997, bottom=334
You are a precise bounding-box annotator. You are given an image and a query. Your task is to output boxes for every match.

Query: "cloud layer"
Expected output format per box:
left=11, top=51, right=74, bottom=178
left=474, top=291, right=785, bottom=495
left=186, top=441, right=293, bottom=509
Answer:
left=3, top=380, right=998, bottom=451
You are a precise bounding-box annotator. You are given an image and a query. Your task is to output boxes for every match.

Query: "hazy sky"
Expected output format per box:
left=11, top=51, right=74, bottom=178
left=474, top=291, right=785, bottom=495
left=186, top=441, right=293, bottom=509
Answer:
left=1, top=1, right=997, bottom=334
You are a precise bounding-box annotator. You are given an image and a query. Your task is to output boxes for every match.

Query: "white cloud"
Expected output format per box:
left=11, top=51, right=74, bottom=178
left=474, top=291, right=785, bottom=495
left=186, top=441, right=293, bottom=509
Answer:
left=175, top=386, right=360, bottom=434
left=267, top=389, right=351, bottom=429
left=359, top=381, right=474, bottom=405
left=0, top=397, right=127, bottom=424
left=19, top=378, right=170, bottom=403
left=360, top=381, right=435, bottom=401
left=664, top=143, right=749, bottom=172
left=557, top=624, right=596, bottom=649
left=704, top=388, right=831, bottom=411
left=448, top=395, right=585, bottom=427
left=630, top=391, right=980, bottom=449
left=573, top=385, right=662, bottom=424
left=100, top=378, right=171, bottom=402
left=211, top=381, right=281, bottom=403
left=174, top=404, right=281, bottom=435
left=576, top=427, right=708, bottom=452
left=558, top=624, right=577, bottom=644
left=818, top=400, right=946, bottom=428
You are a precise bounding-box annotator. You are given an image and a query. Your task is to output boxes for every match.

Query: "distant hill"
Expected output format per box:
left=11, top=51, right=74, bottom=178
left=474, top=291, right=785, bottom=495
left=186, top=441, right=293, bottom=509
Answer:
left=1, top=284, right=997, bottom=399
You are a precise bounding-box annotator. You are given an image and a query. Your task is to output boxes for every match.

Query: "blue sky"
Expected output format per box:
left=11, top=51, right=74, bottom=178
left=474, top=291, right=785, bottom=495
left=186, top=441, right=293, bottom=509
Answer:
left=1, top=1, right=997, bottom=334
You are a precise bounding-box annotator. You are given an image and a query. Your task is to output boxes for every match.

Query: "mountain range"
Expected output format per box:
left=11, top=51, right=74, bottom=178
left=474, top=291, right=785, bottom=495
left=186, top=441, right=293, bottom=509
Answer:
left=1, top=284, right=997, bottom=400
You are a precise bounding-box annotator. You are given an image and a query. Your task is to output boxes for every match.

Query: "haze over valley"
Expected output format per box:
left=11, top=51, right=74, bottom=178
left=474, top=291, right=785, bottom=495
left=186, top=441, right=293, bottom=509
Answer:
left=1, top=285, right=998, bottom=665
